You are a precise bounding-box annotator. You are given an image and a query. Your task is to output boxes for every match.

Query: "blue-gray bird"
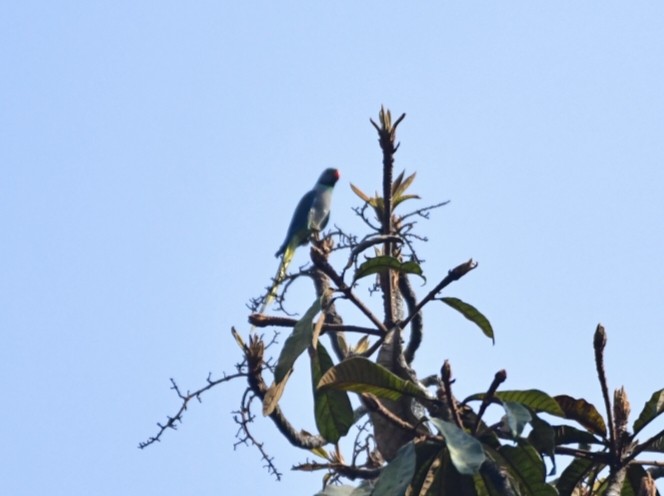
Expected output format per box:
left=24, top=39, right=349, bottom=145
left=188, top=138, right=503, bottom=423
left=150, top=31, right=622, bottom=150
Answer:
left=260, top=168, right=340, bottom=314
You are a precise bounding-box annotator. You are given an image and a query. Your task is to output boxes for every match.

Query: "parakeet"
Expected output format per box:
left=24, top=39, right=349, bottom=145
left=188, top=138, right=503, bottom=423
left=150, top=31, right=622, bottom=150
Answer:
left=258, top=168, right=340, bottom=315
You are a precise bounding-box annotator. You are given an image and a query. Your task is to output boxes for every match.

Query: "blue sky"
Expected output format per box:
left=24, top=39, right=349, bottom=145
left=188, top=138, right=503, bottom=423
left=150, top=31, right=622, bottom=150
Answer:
left=2, top=2, right=663, bottom=495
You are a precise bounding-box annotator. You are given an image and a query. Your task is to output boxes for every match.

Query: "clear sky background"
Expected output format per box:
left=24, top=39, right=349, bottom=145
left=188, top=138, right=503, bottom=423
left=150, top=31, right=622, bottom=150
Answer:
left=2, top=2, right=663, bottom=495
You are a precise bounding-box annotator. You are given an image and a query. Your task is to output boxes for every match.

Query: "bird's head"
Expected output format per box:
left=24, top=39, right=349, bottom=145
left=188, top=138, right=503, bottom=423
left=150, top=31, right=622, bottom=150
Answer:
left=318, top=168, right=340, bottom=187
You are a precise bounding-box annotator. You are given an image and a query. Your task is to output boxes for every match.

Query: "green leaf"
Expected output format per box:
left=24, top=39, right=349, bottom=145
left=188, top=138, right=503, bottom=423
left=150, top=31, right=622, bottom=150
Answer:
left=552, top=424, right=600, bottom=446
left=393, top=193, right=420, bottom=208
left=317, top=356, right=429, bottom=401
left=393, top=171, right=416, bottom=197
left=311, top=344, right=354, bottom=443
left=309, top=446, right=331, bottom=460
left=440, top=297, right=494, bottom=343
left=639, top=430, right=664, bottom=453
left=430, top=418, right=486, bottom=475
left=625, top=464, right=651, bottom=496
left=391, top=170, right=406, bottom=196
left=349, top=183, right=374, bottom=206
left=498, top=442, right=558, bottom=496
left=373, top=196, right=385, bottom=218
left=466, top=390, right=565, bottom=417
left=555, top=457, right=595, bottom=496
left=633, top=388, right=664, bottom=435
left=438, top=450, right=478, bottom=495
left=353, top=256, right=424, bottom=282
left=262, top=369, right=292, bottom=416
left=554, top=394, right=607, bottom=437
left=528, top=415, right=557, bottom=476
left=407, top=442, right=444, bottom=496
left=274, top=298, right=321, bottom=383
left=372, top=442, right=416, bottom=496
left=502, top=401, right=532, bottom=438
left=497, top=390, right=565, bottom=416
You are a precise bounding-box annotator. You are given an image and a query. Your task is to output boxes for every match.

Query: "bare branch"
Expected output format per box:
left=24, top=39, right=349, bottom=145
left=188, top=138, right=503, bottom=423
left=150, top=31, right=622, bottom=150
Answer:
left=399, top=258, right=478, bottom=332
left=249, top=313, right=382, bottom=336
left=293, top=461, right=382, bottom=480
left=343, top=235, right=403, bottom=272
left=310, top=246, right=388, bottom=335
left=352, top=203, right=381, bottom=232
left=242, top=334, right=327, bottom=450
left=398, top=273, right=422, bottom=364
left=233, top=389, right=283, bottom=480
left=139, top=371, right=246, bottom=449
left=399, top=200, right=450, bottom=223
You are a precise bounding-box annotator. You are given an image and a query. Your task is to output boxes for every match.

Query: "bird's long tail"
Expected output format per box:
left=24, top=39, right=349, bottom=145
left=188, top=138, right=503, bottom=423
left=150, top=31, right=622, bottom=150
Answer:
left=254, top=242, right=296, bottom=326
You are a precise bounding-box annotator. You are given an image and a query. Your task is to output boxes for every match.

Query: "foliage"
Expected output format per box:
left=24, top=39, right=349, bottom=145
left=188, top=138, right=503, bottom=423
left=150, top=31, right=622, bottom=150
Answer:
left=141, top=108, right=664, bottom=496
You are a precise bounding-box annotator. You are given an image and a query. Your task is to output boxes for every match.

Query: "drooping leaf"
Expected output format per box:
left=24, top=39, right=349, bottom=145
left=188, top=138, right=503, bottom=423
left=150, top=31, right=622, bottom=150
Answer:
left=638, top=430, right=664, bottom=453
left=528, top=415, right=557, bottom=476
left=475, top=456, right=521, bottom=496
left=353, top=256, right=424, bottom=282
left=502, top=401, right=532, bottom=438
left=311, top=344, right=354, bottom=443
left=317, top=356, right=429, bottom=401
left=274, top=298, right=321, bottom=383
left=262, top=369, right=293, bottom=416
left=440, top=297, right=494, bottom=343
left=430, top=418, right=486, bottom=475
left=555, top=457, right=595, bottom=496
left=407, top=442, right=444, bottom=496
left=496, top=390, right=565, bottom=416
left=466, top=390, right=564, bottom=417
left=624, top=464, right=652, bottom=496
left=438, top=450, right=479, bottom=495
left=372, top=441, right=416, bottom=496
left=393, top=193, right=420, bottom=208
left=552, top=424, right=601, bottom=446
left=497, top=442, right=558, bottom=496
left=554, top=394, right=607, bottom=437
left=417, top=451, right=445, bottom=495
left=633, top=388, right=664, bottom=435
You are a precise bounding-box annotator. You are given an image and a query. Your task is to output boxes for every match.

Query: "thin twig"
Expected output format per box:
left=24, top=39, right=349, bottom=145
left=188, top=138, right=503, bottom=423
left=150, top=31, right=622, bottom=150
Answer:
left=310, top=246, right=388, bottom=335
left=248, top=314, right=382, bottom=336
left=399, top=259, right=478, bottom=331
left=343, top=234, right=403, bottom=272
left=292, top=461, right=382, bottom=480
left=139, top=371, right=246, bottom=449
left=398, top=272, right=422, bottom=364
left=233, top=388, right=283, bottom=479
left=400, top=200, right=450, bottom=222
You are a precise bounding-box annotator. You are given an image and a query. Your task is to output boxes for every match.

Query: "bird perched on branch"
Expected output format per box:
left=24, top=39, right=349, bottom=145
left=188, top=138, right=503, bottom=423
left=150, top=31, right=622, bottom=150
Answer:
left=258, top=168, right=340, bottom=316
